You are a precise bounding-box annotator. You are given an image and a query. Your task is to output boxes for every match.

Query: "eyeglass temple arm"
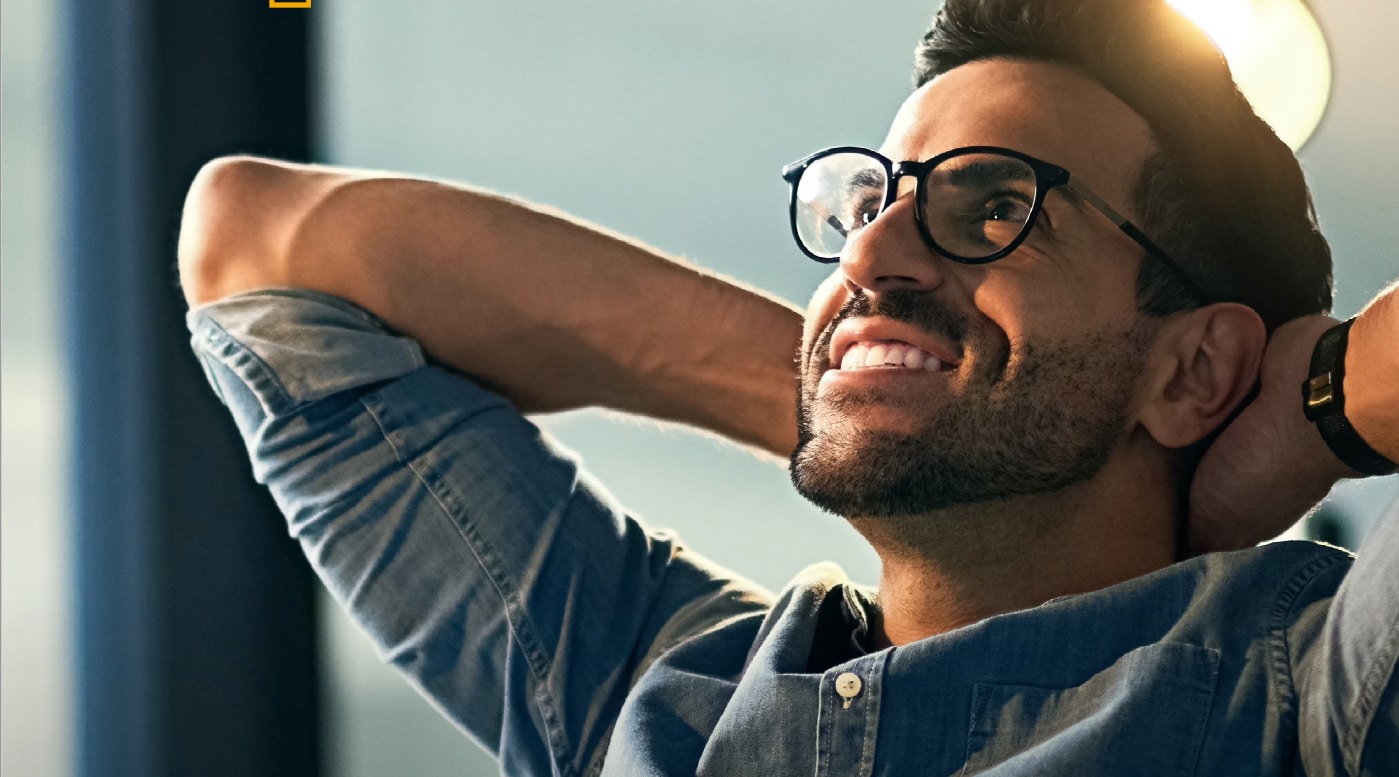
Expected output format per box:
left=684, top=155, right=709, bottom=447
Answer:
left=1069, top=183, right=1214, bottom=304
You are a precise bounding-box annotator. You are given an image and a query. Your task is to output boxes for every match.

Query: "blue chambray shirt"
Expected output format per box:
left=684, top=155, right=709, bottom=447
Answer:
left=188, top=289, right=1399, bottom=776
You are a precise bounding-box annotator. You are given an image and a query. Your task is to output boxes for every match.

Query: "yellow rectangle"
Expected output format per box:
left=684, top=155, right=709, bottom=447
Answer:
left=269, top=0, right=311, bottom=7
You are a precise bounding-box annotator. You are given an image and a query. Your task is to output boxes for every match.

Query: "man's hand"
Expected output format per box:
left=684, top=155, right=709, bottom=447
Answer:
left=1188, top=314, right=1355, bottom=554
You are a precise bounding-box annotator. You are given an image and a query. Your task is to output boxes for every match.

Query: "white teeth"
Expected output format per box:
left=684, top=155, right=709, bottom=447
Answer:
left=841, top=343, right=868, bottom=370
left=836, top=341, right=944, bottom=372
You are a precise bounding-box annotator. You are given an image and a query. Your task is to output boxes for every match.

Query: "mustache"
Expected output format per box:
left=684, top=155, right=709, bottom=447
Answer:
left=815, top=290, right=969, bottom=365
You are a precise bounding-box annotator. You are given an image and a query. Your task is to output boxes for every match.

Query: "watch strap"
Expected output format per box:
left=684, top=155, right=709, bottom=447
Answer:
left=1301, top=318, right=1397, bottom=476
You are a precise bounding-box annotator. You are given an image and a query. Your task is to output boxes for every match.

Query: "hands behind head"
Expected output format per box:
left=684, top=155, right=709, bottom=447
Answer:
left=1188, top=314, right=1357, bottom=554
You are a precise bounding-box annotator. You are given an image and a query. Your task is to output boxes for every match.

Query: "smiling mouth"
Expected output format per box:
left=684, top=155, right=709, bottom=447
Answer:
left=836, top=340, right=951, bottom=372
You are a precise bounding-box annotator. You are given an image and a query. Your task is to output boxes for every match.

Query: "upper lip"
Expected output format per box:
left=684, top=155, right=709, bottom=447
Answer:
left=827, top=317, right=962, bottom=370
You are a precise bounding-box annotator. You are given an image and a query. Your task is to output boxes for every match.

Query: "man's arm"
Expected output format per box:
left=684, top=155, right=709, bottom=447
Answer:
left=179, top=158, right=792, bottom=770
left=178, top=155, right=803, bottom=457
left=1296, top=284, right=1399, bottom=775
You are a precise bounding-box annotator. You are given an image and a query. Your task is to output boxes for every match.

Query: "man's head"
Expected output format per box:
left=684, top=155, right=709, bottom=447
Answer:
left=915, top=0, right=1333, bottom=329
left=788, top=0, right=1333, bottom=531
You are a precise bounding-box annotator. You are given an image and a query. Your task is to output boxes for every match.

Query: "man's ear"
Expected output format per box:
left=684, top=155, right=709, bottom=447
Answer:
left=1137, top=303, right=1267, bottom=449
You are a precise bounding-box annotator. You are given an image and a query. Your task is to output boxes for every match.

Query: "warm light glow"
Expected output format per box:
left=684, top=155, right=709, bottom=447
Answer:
left=1168, top=0, right=1256, bottom=55
left=1167, top=0, right=1332, bottom=150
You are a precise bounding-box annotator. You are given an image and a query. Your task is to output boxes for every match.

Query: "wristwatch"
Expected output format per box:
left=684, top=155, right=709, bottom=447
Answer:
left=1301, top=318, right=1397, bottom=476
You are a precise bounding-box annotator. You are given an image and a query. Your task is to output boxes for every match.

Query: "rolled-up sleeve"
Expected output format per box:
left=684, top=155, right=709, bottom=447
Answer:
left=188, top=289, right=770, bottom=776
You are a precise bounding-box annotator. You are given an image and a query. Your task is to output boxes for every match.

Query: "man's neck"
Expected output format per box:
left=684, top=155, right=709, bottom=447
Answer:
left=854, top=451, right=1179, bottom=648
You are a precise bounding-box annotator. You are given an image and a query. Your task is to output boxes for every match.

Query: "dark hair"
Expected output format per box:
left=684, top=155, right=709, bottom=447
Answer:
left=913, top=0, right=1333, bottom=330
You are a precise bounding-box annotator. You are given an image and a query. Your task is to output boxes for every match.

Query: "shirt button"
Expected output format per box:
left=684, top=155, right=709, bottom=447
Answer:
left=836, top=672, right=862, bottom=708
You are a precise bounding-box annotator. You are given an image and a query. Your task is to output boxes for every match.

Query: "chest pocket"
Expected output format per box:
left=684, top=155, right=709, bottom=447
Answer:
left=960, top=642, right=1220, bottom=777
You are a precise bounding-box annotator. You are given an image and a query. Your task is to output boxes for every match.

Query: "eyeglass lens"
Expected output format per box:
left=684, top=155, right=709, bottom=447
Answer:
left=792, top=150, right=1041, bottom=262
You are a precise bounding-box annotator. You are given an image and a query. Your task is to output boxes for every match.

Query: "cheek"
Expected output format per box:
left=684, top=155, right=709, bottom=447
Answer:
left=969, top=262, right=1136, bottom=342
left=968, top=275, right=1029, bottom=343
left=802, top=272, right=849, bottom=362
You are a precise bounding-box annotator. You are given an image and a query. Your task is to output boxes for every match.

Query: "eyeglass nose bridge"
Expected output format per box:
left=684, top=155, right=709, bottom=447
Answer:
left=886, top=159, right=931, bottom=206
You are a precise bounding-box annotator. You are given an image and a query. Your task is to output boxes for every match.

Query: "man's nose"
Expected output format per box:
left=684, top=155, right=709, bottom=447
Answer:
left=838, top=190, right=949, bottom=296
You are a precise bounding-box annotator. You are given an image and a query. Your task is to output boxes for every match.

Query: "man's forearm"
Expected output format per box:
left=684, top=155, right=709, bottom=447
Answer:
left=178, top=156, right=803, bottom=456
left=1346, top=279, right=1399, bottom=462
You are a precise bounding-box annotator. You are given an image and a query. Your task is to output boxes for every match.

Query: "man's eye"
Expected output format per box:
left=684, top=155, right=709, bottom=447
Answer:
left=938, top=190, right=1036, bottom=251
left=846, top=194, right=883, bottom=230
left=981, top=194, right=1032, bottom=224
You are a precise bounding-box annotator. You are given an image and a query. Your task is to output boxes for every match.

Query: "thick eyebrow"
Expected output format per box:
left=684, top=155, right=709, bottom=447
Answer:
left=846, top=168, right=886, bottom=193
left=940, top=158, right=1100, bottom=224
left=942, top=158, right=1036, bottom=189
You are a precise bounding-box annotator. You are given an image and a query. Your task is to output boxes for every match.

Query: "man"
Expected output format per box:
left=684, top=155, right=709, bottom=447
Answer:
left=179, top=0, right=1398, bottom=773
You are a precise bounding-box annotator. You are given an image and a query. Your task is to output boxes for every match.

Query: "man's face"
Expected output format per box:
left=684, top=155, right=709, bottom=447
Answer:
left=791, top=59, right=1162, bottom=519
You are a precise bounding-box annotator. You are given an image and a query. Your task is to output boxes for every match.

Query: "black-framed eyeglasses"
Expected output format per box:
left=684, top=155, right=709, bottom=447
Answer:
left=780, top=145, right=1211, bottom=302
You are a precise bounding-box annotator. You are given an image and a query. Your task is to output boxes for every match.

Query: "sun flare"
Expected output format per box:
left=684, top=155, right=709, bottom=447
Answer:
left=1166, top=0, right=1331, bottom=150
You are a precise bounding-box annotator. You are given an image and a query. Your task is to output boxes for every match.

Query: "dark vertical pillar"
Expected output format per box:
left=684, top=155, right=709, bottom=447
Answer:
left=65, top=2, right=321, bottom=776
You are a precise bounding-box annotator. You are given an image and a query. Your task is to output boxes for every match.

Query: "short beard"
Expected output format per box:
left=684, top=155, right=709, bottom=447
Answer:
left=790, top=315, right=1152, bottom=520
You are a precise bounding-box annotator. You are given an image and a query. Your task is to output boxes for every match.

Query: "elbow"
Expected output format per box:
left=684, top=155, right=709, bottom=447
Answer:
left=178, top=155, right=305, bottom=307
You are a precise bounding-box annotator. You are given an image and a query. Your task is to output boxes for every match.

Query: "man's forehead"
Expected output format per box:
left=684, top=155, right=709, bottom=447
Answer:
left=879, top=59, right=1157, bottom=204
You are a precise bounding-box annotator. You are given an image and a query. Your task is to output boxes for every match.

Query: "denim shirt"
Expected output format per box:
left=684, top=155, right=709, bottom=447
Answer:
left=188, top=289, right=1399, bottom=776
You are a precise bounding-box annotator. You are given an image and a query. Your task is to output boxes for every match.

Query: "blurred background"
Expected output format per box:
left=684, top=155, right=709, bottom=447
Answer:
left=3, top=1, right=1395, bottom=775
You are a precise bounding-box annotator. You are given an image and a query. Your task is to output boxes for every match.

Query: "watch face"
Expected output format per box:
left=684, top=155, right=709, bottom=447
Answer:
left=1304, top=372, right=1336, bottom=421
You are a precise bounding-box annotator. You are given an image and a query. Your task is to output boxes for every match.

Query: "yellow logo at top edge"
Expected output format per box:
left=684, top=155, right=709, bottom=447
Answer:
left=269, top=0, right=311, bottom=7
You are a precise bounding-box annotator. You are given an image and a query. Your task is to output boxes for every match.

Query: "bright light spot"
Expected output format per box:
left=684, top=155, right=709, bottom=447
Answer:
left=1166, top=0, right=1332, bottom=150
left=1167, top=0, right=1256, bottom=57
